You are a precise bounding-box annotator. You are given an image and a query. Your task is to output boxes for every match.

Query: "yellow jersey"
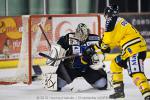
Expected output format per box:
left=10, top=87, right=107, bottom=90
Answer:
left=102, top=17, right=147, bottom=59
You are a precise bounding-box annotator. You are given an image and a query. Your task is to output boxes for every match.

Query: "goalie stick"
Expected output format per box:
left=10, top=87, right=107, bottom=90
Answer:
left=39, top=52, right=79, bottom=61
left=39, top=24, right=51, bottom=50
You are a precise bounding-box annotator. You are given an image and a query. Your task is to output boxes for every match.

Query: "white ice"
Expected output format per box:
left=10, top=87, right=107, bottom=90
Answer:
left=0, top=59, right=150, bottom=100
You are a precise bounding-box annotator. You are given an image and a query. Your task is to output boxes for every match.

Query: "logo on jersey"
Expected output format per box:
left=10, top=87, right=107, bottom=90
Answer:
left=131, top=54, right=137, bottom=65
left=121, top=20, right=128, bottom=26
left=72, top=46, right=80, bottom=54
left=127, top=48, right=132, bottom=54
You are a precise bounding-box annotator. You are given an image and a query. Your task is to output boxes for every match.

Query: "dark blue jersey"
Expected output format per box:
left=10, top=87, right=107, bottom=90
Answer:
left=57, top=33, right=100, bottom=71
left=105, top=16, right=118, bottom=32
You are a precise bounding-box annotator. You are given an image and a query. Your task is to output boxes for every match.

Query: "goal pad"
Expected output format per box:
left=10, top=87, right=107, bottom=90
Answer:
left=0, top=14, right=101, bottom=85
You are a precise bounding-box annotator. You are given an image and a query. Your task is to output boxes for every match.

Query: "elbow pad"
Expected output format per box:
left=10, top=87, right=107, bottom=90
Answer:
left=101, top=47, right=111, bottom=53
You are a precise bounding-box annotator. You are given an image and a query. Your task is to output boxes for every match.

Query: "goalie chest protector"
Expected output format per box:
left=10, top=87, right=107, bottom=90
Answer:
left=68, top=33, right=100, bottom=55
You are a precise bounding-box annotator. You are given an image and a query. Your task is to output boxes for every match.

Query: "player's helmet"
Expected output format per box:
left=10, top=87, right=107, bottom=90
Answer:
left=75, top=23, right=89, bottom=42
left=104, top=4, right=119, bottom=18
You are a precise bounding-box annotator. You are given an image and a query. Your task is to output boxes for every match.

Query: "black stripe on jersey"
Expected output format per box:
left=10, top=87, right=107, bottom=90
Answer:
left=122, top=37, right=140, bottom=48
left=124, top=41, right=141, bottom=51
left=122, top=37, right=141, bottom=50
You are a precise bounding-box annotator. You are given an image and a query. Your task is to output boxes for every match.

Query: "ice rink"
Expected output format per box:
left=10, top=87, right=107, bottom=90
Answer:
left=0, top=59, right=150, bottom=100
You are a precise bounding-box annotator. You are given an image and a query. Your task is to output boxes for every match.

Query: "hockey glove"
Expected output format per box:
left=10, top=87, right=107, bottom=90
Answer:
left=81, top=45, right=96, bottom=64
left=82, top=45, right=95, bottom=58
left=99, top=40, right=111, bottom=53
left=115, top=55, right=128, bottom=69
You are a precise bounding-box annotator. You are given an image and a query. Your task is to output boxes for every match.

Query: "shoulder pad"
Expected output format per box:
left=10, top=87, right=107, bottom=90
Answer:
left=88, top=34, right=100, bottom=40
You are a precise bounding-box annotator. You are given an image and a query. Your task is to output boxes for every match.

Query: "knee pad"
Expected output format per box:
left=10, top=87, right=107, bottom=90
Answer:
left=92, top=77, right=107, bottom=90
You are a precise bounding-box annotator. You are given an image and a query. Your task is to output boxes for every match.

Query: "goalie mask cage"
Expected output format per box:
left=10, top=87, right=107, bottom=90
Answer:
left=0, top=14, right=101, bottom=85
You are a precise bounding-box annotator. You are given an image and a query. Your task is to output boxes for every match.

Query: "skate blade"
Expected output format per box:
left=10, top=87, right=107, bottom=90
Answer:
left=115, top=98, right=125, bottom=100
left=109, top=97, right=125, bottom=100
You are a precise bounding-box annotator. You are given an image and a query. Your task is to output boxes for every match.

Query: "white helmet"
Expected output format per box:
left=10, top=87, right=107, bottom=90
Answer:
left=75, top=23, right=89, bottom=42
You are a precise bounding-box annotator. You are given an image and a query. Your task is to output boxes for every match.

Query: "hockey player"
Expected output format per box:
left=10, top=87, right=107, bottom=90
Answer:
left=55, top=23, right=108, bottom=91
left=99, top=4, right=150, bottom=100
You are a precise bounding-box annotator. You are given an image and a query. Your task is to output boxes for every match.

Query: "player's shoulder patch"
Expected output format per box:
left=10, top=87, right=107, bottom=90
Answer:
left=88, top=34, right=100, bottom=40
left=120, top=18, right=128, bottom=26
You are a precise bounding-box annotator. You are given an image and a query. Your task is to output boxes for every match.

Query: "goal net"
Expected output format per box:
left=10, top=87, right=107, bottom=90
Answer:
left=0, top=14, right=101, bottom=85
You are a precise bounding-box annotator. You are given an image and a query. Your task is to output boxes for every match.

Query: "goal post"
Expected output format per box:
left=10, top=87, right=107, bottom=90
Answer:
left=0, top=14, right=101, bottom=85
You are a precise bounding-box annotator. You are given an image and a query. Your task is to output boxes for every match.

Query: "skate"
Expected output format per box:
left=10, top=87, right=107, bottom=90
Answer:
left=145, top=95, right=150, bottom=100
left=109, top=82, right=125, bottom=99
left=109, top=91, right=125, bottom=99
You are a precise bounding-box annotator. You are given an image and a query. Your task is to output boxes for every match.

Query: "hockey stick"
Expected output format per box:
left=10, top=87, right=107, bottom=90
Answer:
left=39, top=24, right=51, bottom=50
left=39, top=52, right=79, bottom=61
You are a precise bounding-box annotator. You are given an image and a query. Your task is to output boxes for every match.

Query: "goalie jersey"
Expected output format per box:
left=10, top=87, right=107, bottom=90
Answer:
left=57, top=33, right=100, bottom=71
left=103, top=16, right=147, bottom=59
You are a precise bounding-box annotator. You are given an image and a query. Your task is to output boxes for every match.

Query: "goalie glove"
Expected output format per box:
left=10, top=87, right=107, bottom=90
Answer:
left=90, top=53, right=105, bottom=70
left=90, top=44, right=105, bottom=70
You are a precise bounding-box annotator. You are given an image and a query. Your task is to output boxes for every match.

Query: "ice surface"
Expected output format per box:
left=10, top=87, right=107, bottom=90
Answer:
left=0, top=59, right=150, bottom=100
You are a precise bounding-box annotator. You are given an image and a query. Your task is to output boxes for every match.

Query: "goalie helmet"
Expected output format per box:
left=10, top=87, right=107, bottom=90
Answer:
left=75, top=23, right=89, bottom=42
left=104, top=4, right=119, bottom=18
